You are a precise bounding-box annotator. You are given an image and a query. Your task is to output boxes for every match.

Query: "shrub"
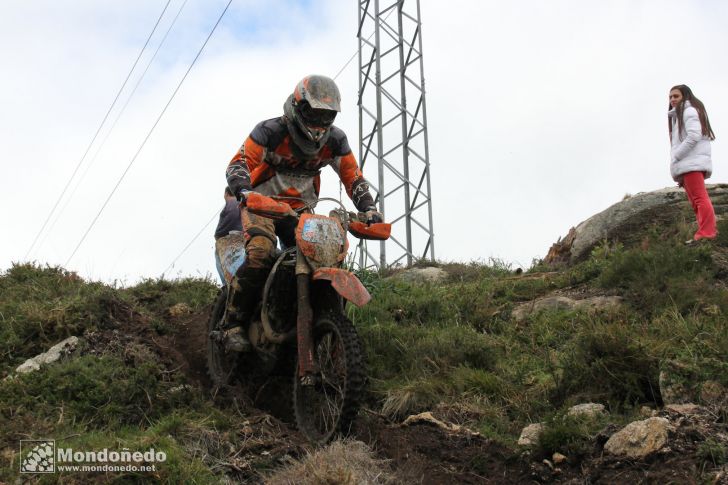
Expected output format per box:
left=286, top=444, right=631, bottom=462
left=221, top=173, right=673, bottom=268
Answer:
left=537, top=413, right=609, bottom=458
left=697, top=439, right=727, bottom=467
left=555, top=320, right=661, bottom=408
left=124, top=277, right=218, bottom=315
left=0, top=264, right=133, bottom=373
left=0, top=355, right=197, bottom=432
left=596, top=242, right=716, bottom=314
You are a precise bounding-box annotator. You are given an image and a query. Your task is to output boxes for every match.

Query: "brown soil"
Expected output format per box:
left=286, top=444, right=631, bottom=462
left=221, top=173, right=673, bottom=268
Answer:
left=166, top=309, right=212, bottom=388
left=354, top=413, right=535, bottom=484
left=83, top=302, right=212, bottom=389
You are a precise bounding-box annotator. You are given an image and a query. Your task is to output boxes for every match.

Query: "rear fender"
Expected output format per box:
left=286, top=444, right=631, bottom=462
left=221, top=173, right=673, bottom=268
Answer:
left=312, top=268, right=371, bottom=307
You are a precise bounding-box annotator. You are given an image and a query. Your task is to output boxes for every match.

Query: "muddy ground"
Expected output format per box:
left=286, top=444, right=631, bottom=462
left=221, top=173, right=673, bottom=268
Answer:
left=86, top=306, right=726, bottom=484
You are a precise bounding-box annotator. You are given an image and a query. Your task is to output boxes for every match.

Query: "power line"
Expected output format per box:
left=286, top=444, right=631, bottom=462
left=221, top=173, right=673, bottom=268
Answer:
left=333, top=50, right=358, bottom=81
left=24, top=0, right=172, bottom=260
left=65, top=0, right=234, bottom=267
left=34, top=0, right=190, bottom=255
left=162, top=206, right=221, bottom=276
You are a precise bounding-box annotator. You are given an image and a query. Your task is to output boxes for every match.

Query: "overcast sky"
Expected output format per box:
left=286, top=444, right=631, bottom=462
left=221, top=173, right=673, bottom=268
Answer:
left=1, top=0, right=726, bottom=283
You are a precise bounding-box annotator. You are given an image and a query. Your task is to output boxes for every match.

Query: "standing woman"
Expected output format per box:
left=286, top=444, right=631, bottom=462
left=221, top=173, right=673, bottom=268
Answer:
left=668, top=84, right=718, bottom=242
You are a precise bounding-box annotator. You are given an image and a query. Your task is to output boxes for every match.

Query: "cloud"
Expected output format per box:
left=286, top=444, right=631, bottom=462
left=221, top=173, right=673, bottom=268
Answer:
left=1, top=0, right=727, bottom=281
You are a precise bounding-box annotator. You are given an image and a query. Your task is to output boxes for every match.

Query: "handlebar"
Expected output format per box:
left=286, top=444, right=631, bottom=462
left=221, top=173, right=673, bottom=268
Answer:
left=245, top=193, right=391, bottom=241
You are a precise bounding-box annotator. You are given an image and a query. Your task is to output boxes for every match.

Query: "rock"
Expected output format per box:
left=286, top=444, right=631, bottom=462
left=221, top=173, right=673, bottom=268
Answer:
left=544, top=184, right=728, bottom=265
left=577, top=296, right=625, bottom=312
left=512, top=296, right=623, bottom=321
left=402, top=411, right=479, bottom=436
left=552, top=452, right=567, bottom=464
left=168, top=302, right=192, bottom=317
left=169, top=384, right=193, bottom=394
left=567, top=403, right=607, bottom=418
left=15, top=337, right=80, bottom=374
left=664, top=403, right=703, bottom=415
left=391, top=266, right=448, bottom=284
left=518, top=423, right=545, bottom=447
left=640, top=406, right=657, bottom=418
left=603, top=417, right=670, bottom=459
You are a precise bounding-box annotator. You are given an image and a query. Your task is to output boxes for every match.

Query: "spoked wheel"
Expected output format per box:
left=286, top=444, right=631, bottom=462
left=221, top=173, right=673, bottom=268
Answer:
left=293, top=313, right=365, bottom=444
left=207, top=288, right=239, bottom=388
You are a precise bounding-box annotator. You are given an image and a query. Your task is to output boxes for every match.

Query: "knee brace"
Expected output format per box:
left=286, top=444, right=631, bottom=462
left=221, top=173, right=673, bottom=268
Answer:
left=244, top=235, right=276, bottom=269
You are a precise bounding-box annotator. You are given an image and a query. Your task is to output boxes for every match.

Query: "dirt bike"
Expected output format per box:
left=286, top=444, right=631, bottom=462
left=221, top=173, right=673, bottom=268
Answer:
left=207, top=193, right=390, bottom=444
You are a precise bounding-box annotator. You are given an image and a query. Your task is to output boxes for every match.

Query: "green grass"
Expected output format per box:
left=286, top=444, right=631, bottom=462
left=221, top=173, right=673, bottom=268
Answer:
left=0, top=265, right=234, bottom=482
left=0, top=263, right=136, bottom=374
left=0, top=354, right=240, bottom=483
left=698, top=438, right=727, bottom=467
left=122, top=277, right=218, bottom=315
left=349, top=237, right=728, bottom=445
left=0, top=355, right=199, bottom=433
left=536, top=411, right=613, bottom=458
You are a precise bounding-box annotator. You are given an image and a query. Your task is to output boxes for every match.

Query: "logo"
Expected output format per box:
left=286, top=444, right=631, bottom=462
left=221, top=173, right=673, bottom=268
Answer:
left=20, top=440, right=55, bottom=473
left=18, top=439, right=166, bottom=474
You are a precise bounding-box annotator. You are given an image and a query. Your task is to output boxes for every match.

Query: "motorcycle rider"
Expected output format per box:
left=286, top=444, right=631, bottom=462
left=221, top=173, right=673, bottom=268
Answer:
left=223, top=74, right=382, bottom=352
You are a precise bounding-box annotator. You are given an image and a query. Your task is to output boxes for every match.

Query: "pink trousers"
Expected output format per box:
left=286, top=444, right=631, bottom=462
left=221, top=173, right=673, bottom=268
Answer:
left=682, top=171, right=717, bottom=240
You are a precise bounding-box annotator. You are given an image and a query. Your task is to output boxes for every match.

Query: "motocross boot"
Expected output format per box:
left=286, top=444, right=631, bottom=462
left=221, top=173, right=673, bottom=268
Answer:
left=223, top=267, right=270, bottom=352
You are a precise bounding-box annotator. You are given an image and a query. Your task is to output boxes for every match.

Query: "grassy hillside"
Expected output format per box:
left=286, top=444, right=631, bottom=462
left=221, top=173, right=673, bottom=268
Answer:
left=353, top=228, right=728, bottom=451
left=1, top=218, right=727, bottom=482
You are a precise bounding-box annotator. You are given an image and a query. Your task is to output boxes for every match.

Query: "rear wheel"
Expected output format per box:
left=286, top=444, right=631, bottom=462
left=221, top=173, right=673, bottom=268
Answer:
left=207, top=288, right=239, bottom=387
left=293, top=313, right=365, bottom=444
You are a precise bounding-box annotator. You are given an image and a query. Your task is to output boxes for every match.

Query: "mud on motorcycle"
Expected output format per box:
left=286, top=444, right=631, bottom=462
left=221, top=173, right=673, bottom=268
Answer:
left=207, top=194, right=390, bottom=444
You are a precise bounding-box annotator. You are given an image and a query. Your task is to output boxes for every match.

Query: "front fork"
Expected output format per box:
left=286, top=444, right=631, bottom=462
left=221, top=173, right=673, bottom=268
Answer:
left=296, top=252, right=317, bottom=384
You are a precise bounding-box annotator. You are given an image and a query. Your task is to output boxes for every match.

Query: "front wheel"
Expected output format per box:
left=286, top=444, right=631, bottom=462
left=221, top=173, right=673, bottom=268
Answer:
left=207, top=288, right=239, bottom=388
left=293, top=313, right=365, bottom=444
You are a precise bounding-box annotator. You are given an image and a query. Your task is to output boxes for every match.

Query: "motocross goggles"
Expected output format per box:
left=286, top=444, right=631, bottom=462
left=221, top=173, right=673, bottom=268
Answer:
left=298, top=102, right=337, bottom=127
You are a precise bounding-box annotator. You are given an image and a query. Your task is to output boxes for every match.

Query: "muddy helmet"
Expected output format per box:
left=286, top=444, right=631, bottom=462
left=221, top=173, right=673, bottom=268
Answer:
left=284, top=75, right=341, bottom=154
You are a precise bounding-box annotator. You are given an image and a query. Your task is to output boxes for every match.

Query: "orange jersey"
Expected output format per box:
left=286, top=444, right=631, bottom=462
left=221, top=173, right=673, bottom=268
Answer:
left=226, top=117, right=374, bottom=211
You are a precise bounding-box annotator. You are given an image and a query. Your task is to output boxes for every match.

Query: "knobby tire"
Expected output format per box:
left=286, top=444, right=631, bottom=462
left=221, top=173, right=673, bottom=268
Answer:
left=293, top=312, right=365, bottom=444
left=207, top=288, right=239, bottom=388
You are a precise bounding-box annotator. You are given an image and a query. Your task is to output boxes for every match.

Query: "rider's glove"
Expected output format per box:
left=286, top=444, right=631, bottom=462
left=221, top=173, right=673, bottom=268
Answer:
left=364, top=206, right=383, bottom=224
left=238, top=189, right=253, bottom=206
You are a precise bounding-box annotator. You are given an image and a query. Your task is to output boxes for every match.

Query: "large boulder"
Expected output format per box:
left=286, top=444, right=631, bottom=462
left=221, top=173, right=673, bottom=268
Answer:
left=390, top=266, right=448, bottom=284
left=603, top=417, right=670, bottom=459
left=545, top=184, right=728, bottom=265
left=512, top=295, right=623, bottom=321
left=567, top=403, right=607, bottom=418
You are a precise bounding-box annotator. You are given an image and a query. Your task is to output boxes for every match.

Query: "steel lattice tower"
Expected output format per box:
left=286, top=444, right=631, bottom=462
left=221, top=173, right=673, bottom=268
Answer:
left=354, top=0, right=434, bottom=269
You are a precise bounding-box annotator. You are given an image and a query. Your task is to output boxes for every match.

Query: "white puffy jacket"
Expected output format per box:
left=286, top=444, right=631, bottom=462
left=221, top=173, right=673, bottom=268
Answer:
left=669, top=100, right=712, bottom=181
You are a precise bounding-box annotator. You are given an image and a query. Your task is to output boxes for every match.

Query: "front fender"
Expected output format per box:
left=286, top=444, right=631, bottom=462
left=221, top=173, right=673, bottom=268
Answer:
left=312, top=268, right=371, bottom=307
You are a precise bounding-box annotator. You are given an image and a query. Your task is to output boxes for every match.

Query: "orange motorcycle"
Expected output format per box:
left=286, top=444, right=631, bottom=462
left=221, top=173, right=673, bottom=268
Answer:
left=207, top=193, right=390, bottom=443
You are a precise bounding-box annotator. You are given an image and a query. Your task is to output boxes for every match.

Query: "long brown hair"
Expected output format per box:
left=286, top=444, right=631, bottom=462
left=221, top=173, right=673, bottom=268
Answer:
left=668, top=84, right=716, bottom=140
